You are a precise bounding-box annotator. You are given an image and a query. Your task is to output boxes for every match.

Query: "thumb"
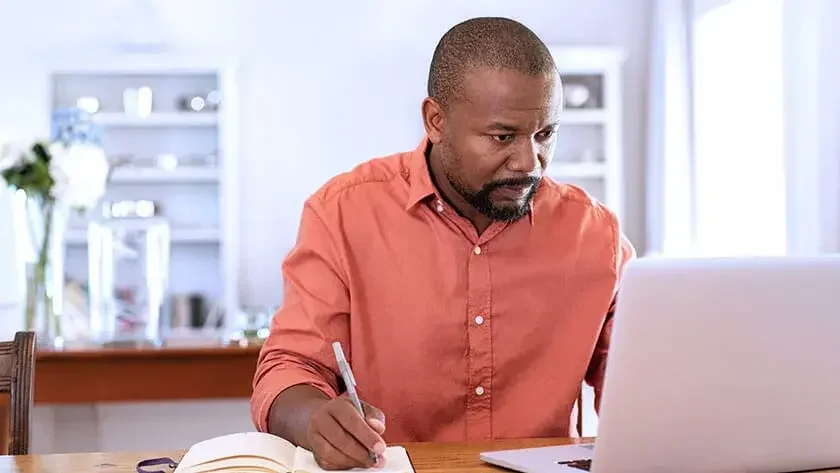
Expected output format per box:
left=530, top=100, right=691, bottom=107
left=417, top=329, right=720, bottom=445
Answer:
left=362, top=401, right=386, bottom=434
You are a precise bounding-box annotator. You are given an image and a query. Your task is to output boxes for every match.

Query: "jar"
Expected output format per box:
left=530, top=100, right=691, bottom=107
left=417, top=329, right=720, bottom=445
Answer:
left=87, top=201, right=170, bottom=346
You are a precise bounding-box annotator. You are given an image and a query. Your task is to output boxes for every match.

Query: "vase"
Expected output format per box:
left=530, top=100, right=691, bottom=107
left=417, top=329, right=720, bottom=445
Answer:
left=20, top=194, right=68, bottom=348
left=87, top=209, right=171, bottom=347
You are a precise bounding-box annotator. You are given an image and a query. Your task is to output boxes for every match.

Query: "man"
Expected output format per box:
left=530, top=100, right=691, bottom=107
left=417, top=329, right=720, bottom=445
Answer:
left=251, top=17, right=635, bottom=470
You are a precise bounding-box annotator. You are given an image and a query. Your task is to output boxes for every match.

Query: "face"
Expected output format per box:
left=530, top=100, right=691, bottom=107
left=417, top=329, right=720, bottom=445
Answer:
left=424, top=67, right=562, bottom=221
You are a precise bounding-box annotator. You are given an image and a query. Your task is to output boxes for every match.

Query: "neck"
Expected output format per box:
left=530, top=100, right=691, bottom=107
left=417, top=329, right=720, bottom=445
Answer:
left=427, top=144, right=492, bottom=235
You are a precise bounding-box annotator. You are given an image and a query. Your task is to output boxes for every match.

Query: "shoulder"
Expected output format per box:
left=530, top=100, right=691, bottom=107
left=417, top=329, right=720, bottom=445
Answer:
left=540, top=178, right=637, bottom=269
left=306, top=151, right=411, bottom=210
left=536, top=177, right=619, bottom=228
left=537, top=177, right=636, bottom=272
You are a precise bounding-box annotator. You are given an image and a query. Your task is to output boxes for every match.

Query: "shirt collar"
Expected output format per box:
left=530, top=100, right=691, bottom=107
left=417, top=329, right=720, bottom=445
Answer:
left=404, top=137, right=437, bottom=211
left=403, top=136, right=537, bottom=226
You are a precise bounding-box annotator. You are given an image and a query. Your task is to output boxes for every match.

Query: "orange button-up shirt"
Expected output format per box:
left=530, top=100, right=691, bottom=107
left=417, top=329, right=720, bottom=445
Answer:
left=252, top=138, right=635, bottom=442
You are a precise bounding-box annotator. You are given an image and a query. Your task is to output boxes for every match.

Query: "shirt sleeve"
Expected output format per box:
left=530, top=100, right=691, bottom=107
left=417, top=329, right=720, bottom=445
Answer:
left=584, top=228, right=636, bottom=414
left=251, top=197, right=350, bottom=432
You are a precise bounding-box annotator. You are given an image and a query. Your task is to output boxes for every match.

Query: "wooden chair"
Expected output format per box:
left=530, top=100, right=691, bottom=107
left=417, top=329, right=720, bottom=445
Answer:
left=0, top=331, right=35, bottom=455
left=576, top=388, right=584, bottom=437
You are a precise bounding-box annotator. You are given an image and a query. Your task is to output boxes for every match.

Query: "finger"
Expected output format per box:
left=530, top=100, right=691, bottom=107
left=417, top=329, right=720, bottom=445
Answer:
left=322, top=410, right=379, bottom=467
left=310, top=431, right=362, bottom=471
left=333, top=399, right=386, bottom=454
left=314, top=453, right=345, bottom=472
left=367, top=417, right=386, bottom=435
left=363, top=402, right=387, bottom=434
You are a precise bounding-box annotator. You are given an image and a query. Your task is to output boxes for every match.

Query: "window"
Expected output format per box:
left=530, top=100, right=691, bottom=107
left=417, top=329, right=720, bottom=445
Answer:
left=692, top=0, right=786, bottom=256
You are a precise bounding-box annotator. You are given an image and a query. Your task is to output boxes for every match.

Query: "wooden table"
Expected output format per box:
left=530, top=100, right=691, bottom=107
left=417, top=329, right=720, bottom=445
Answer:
left=34, top=344, right=261, bottom=404
left=0, top=438, right=573, bottom=472
left=3, top=437, right=836, bottom=473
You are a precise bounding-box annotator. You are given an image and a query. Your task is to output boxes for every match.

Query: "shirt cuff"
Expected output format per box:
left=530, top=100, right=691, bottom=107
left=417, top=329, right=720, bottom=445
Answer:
left=251, top=367, right=339, bottom=433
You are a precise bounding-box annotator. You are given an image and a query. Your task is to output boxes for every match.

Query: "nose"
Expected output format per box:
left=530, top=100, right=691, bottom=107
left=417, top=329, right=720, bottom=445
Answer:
left=506, top=138, right=542, bottom=174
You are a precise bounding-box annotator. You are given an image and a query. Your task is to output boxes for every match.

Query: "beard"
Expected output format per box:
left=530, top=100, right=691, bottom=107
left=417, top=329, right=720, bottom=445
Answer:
left=448, top=173, right=540, bottom=221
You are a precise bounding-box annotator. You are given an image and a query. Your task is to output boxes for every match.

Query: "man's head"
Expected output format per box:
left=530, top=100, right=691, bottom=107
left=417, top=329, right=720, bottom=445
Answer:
left=422, top=17, right=563, bottom=223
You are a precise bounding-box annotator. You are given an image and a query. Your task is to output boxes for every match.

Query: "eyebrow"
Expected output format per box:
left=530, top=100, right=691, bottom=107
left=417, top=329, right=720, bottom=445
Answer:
left=486, top=122, right=519, bottom=132
left=486, top=122, right=559, bottom=132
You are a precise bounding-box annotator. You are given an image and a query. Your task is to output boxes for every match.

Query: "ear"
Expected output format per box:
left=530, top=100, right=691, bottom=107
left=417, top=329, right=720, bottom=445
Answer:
left=421, top=97, right=445, bottom=144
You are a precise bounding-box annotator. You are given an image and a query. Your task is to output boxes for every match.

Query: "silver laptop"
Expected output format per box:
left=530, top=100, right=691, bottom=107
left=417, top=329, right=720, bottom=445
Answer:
left=481, top=255, right=840, bottom=473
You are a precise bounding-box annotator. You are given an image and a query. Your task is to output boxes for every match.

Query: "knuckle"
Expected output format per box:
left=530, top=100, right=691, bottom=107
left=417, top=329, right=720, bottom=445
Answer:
left=309, top=414, right=327, bottom=434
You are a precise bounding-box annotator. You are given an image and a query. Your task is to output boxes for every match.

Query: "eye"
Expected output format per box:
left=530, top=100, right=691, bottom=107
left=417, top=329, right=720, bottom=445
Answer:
left=536, top=128, right=556, bottom=140
left=492, top=134, right=514, bottom=143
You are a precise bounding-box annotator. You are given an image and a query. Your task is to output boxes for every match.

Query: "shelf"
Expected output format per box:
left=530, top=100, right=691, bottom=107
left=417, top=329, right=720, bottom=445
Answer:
left=549, top=162, right=608, bottom=179
left=557, top=109, right=607, bottom=125
left=92, top=112, right=217, bottom=127
left=65, top=227, right=220, bottom=245
left=48, top=55, right=240, bottom=338
left=109, top=166, right=220, bottom=184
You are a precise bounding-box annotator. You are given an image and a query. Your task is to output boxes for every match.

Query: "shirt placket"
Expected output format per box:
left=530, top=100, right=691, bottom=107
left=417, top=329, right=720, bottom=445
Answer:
left=430, top=198, right=507, bottom=440
left=465, top=236, right=495, bottom=441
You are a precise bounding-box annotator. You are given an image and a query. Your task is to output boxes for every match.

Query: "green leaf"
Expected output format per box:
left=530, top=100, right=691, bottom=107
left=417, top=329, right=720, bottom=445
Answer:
left=31, top=142, right=50, bottom=164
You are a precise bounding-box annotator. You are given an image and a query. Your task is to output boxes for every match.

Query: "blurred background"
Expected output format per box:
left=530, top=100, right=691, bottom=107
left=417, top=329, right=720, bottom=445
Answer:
left=0, top=0, right=836, bottom=455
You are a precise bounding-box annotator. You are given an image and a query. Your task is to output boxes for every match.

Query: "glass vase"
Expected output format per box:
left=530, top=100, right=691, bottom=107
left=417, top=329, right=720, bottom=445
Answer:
left=19, top=194, right=69, bottom=348
left=87, top=209, right=171, bottom=347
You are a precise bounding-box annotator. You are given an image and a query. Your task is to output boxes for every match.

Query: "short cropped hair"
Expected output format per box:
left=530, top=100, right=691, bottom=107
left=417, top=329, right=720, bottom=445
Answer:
left=427, top=17, right=558, bottom=109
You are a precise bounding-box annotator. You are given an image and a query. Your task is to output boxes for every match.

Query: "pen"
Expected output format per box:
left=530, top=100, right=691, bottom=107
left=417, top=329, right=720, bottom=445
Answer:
left=332, top=341, right=379, bottom=464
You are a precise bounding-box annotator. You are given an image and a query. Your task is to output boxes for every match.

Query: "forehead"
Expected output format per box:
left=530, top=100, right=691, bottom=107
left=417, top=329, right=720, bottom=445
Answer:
left=454, top=67, right=562, bottom=122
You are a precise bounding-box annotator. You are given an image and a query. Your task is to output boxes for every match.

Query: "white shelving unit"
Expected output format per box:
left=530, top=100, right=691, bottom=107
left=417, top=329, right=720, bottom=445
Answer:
left=44, top=53, right=240, bottom=336
left=108, top=166, right=220, bottom=184
left=549, top=46, right=626, bottom=222
left=92, top=112, right=219, bottom=127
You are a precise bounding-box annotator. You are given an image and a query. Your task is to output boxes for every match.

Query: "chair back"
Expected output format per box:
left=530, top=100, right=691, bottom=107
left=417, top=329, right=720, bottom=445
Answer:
left=0, top=331, right=35, bottom=455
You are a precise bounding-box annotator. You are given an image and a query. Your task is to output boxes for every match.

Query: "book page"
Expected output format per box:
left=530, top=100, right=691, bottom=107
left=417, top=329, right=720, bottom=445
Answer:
left=175, top=431, right=297, bottom=473
left=292, top=446, right=414, bottom=473
left=176, top=457, right=281, bottom=473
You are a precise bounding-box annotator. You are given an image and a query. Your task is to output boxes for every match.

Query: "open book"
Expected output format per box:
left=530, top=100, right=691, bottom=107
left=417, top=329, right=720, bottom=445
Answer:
left=174, top=431, right=415, bottom=473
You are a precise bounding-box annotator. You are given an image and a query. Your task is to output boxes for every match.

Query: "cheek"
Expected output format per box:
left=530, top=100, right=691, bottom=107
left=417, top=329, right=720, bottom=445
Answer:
left=453, top=138, right=499, bottom=177
left=469, top=151, right=510, bottom=186
left=540, top=141, right=557, bottom=167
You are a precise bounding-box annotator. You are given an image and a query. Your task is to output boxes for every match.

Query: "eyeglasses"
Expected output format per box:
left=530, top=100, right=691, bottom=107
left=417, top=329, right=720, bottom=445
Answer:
left=136, top=457, right=179, bottom=473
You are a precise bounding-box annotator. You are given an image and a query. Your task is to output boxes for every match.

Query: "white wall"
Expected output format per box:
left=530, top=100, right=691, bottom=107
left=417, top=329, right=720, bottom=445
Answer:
left=0, top=0, right=653, bottom=309
left=234, top=0, right=653, bottom=306
left=0, top=0, right=651, bottom=453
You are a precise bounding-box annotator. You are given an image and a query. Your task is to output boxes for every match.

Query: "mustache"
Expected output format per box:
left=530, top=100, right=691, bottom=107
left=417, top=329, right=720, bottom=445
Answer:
left=483, top=176, right=541, bottom=191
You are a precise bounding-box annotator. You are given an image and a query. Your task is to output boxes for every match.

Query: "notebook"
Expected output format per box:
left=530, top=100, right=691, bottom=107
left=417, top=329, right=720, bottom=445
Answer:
left=174, top=431, right=415, bottom=473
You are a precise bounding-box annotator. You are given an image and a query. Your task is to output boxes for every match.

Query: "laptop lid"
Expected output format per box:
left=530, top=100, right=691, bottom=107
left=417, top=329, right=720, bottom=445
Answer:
left=591, top=255, right=840, bottom=473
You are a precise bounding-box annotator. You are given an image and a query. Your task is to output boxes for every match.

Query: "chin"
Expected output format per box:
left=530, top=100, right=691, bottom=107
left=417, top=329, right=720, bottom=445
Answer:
left=492, top=198, right=528, bottom=211
left=486, top=204, right=529, bottom=222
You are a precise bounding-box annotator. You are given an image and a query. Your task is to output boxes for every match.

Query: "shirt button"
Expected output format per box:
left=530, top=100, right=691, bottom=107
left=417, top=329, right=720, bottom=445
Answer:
left=474, top=315, right=484, bottom=325
left=435, top=201, right=444, bottom=212
left=475, top=386, right=485, bottom=396
left=473, top=246, right=482, bottom=255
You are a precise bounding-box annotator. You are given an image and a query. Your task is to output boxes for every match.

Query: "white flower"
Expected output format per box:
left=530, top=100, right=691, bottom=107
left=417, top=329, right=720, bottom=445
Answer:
left=48, top=142, right=110, bottom=210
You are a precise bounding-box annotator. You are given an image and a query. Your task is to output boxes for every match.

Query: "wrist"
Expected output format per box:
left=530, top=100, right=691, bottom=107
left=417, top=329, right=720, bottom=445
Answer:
left=268, top=385, right=331, bottom=447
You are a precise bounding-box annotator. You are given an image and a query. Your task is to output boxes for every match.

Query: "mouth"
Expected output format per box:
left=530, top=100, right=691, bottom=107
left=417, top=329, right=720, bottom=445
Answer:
left=491, top=184, right=532, bottom=201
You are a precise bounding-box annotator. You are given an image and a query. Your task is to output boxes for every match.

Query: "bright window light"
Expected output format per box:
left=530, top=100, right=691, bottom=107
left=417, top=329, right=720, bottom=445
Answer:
left=692, top=0, right=786, bottom=256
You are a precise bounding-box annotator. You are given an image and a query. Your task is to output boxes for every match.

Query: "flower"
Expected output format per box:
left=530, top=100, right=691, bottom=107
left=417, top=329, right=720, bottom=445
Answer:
left=47, top=142, right=110, bottom=210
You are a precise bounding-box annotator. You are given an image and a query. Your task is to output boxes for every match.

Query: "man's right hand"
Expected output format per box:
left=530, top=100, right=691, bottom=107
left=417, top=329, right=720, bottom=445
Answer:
left=306, top=394, right=387, bottom=470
